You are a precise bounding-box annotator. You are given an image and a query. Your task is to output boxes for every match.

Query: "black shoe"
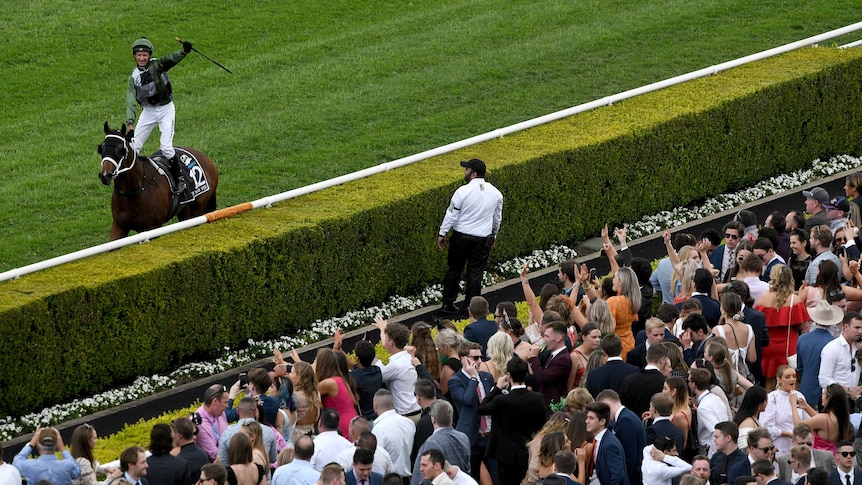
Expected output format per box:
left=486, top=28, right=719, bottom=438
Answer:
left=440, top=302, right=460, bottom=314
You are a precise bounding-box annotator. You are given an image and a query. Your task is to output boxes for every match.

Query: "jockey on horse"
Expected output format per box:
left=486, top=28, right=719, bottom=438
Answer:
left=126, top=37, right=193, bottom=204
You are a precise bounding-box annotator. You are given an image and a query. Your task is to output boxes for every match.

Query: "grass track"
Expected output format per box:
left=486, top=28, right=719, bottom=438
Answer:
left=1, top=0, right=861, bottom=271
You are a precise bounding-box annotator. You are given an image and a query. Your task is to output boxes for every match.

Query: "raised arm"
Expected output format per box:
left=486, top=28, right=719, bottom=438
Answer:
left=663, top=229, right=683, bottom=274
left=520, top=261, right=544, bottom=323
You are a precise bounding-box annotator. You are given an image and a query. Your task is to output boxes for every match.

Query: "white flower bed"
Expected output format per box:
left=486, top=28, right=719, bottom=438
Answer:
left=2, top=154, right=859, bottom=441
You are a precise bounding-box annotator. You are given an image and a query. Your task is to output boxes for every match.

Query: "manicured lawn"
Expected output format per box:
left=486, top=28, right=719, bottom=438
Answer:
left=1, top=0, right=861, bottom=271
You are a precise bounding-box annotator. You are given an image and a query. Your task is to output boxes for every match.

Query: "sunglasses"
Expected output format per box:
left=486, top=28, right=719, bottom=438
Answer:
left=757, top=445, right=775, bottom=453
left=467, top=355, right=482, bottom=361
left=725, top=233, right=740, bottom=240
left=840, top=451, right=857, bottom=457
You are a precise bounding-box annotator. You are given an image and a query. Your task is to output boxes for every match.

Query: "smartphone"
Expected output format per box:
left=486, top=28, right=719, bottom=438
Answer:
left=239, top=372, right=248, bottom=387
left=589, top=268, right=596, bottom=281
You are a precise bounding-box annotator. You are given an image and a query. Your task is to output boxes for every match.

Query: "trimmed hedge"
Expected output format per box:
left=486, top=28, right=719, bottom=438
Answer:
left=2, top=47, right=862, bottom=416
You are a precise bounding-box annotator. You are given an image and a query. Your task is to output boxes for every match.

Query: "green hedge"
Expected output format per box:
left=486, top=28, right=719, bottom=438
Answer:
left=2, top=47, right=862, bottom=416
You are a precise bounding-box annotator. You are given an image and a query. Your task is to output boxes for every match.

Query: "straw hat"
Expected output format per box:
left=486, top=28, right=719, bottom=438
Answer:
left=808, top=300, right=844, bottom=327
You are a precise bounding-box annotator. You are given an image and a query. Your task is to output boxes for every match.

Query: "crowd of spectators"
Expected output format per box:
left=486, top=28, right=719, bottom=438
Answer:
left=11, top=180, right=862, bottom=485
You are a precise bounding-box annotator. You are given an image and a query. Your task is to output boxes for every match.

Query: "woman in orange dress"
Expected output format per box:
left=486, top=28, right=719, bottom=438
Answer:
left=754, top=265, right=810, bottom=392
left=607, top=267, right=641, bottom=359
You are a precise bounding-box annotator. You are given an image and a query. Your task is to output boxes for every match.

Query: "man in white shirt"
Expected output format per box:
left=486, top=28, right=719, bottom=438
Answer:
left=690, top=368, right=727, bottom=458
left=312, top=409, right=354, bottom=471
left=373, top=317, right=421, bottom=418
left=437, top=158, right=503, bottom=315
left=372, top=389, right=416, bottom=479
left=818, top=312, right=862, bottom=399
left=335, top=419, right=395, bottom=476
left=0, top=442, right=21, bottom=485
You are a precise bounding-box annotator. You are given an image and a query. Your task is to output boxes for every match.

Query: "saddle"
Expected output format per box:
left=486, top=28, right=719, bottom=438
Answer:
left=150, top=149, right=200, bottom=219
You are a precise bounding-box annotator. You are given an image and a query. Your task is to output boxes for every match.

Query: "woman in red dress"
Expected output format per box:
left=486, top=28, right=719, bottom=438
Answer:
left=754, top=265, right=810, bottom=392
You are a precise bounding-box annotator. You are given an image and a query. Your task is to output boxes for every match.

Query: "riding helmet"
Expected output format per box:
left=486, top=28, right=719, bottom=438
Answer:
left=132, top=37, right=154, bottom=54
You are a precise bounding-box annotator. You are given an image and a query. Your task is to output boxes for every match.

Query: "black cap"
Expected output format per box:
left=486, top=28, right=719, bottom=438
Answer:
left=459, top=158, right=486, bottom=177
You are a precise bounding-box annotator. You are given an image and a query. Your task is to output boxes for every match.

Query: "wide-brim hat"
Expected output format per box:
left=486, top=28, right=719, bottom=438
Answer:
left=809, top=300, right=843, bottom=326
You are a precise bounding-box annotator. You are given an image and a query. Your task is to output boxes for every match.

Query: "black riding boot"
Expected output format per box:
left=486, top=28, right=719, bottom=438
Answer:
left=169, top=154, right=192, bottom=203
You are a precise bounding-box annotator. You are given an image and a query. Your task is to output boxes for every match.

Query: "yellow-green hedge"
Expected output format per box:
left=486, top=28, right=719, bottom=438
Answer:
left=2, top=47, right=862, bottom=416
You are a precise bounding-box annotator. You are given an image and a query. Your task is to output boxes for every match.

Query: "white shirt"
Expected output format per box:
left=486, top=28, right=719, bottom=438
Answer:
left=743, top=276, right=770, bottom=304
left=376, top=351, right=421, bottom=415
left=761, top=389, right=810, bottom=455
left=838, top=468, right=856, bottom=485
left=696, top=390, right=726, bottom=458
left=438, top=178, right=503, bottom=238
left=449, top=466, right=478, bottom=485
left=372, top=409, right=416, bottom=477
left=641, top=446, right=692, bottom=485
left=0, top=463, right=21, bottom=485
left=819, top=335, right=859, bottom=389
left=335, top=445, right=395, bottom=476
left=311, top=430, right=353, bottom=471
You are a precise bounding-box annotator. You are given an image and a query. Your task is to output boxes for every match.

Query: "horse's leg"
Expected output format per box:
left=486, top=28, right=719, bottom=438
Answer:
left=109, top=222, right=128, bottom=241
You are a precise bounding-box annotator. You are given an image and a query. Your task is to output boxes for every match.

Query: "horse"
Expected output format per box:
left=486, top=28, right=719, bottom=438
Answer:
left=98, top=122, right=219, bottom=240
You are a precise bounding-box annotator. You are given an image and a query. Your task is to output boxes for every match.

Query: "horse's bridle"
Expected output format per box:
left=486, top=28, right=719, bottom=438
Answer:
left=101, top=133, right=137, bottom=177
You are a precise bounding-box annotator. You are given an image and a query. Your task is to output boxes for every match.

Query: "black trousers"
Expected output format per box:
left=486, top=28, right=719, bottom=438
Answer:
left=442, top=231, right=491, bottom=306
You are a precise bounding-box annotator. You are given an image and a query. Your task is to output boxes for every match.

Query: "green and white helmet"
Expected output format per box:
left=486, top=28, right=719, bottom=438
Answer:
left=132, top=37, right=153, bottom=54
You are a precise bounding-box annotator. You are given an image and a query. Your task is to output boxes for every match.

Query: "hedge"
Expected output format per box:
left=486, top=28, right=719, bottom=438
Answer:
left=2, top=46, right=862, bottom=416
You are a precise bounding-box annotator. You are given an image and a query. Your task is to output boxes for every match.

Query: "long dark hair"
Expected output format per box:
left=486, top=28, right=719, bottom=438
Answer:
left=823, top=383, right=851, bottom=440
left=733, top=386, right=767, bottom=426
left=70, top=424, right=95, bottom=464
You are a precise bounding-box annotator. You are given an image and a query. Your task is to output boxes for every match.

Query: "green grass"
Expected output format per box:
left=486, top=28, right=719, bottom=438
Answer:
left=1, top=0, right=861, bottom=272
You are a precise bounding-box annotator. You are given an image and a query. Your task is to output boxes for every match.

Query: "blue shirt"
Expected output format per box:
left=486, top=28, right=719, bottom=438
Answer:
left=650, top=258, right=674, bottom=304
left=796, top=327, right=836, bottom=405
left=13, top=446, right=80, bottom=485
left=272, top=459, right=320, bottom=485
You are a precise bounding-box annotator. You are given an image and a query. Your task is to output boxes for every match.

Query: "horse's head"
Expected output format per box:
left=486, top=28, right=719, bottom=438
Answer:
left=98, top=121, right=135, bottom=185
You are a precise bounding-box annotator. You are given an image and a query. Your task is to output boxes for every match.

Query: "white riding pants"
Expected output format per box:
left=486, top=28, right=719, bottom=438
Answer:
left=131, top=102, right=176, bottom=159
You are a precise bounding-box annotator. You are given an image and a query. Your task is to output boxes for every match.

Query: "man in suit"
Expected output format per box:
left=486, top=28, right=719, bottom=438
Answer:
left=753, top=237, right=786, bottom=283
left=346, top=449, right=383, bottom=485
left=828, top=441, right=862, bottom=485
left=411, top=400, right=471, bottom=485
left=620, top=343, right=670, bottom=418
left=677, top=269, right=722, bottom=327
left=146, top=423, right=190, bottom=485
left=527, top=320, right=572, bottom=414
left=722, top=280, right=769, bottom=387
left=728, top=427, right=775, bottom=485
left=626, top=317, right=666, bottom=369
left=172, top=417, right=208, bottom=485
left=119, top=446, right=150, bottom=485
left=463, top=297, right=497, bottom=355
left=412, top=379, right=438, bottom=465
left=752, top=458, right=791, bottom=485
left=682, top=313, right=713, bottom=365
left=596, top=390, right=645, bottom=485
left=645, top=393, right=684, bottom=454
left=546, top=450, right=582, bottom=485
left=478, top=356, right=546, bottom=485
left=776, top=424, right=835, bottom=482
left=584, top=401, right=629, bottom=485
left=585, top=334, right=638, bottom=398
left=447, top=342, right=496, bottom=484
left=709, top=220, right=745, bottom=282
left=709, top=421, right=747, bottom=485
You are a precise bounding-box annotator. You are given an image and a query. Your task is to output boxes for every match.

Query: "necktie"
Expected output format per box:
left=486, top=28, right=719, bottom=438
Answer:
left=212, top=419, right=220, bottom=443
left=361, top=479, right=367, bottom=485
left=846, top=474, right=852, bottom=485
left=476, top=383, right=490, bottom=433
left=722, top=248, right=733, bottom=280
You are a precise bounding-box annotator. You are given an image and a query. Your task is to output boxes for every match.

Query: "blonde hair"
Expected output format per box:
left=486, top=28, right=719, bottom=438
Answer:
left=486, top=332, right=513, bottom=378
left=564, top=388, right=594, bottom=413
left=706, top=338, right=734, bottom=396
left=672, top=260, right=698, bottom=302
left=645, top=317, right=665, bottom=332
left=546, top=295, right=576, bottom=325
left=617, top=267, right=642, bottom=310
left=769, top=265, right=795, bottom=309
left=586, top=299, right=615, bottom=337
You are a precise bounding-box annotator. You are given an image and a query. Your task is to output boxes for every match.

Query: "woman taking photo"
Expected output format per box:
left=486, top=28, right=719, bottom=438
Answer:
left=791, top=383, right=851, bottom=454
left=761, top=365, right=810, bottom=454
left=755, top=265, right=811, bottom=391
left=314, top=348, right=358, bottom=438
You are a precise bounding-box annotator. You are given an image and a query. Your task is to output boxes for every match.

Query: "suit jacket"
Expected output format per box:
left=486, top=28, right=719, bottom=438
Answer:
left=448, top=370, right=494, bottom=446
left=743, top=305, right=768, bottom=386
left=709, top=244, right=727, bottom=277
left=410, top=427, right=471, bottom=485
left=625, top=344, right=648, bottom=370
left=412, top=407, right=434, bottom=464
left=528, top=349, right=572, bottom=414
left=612, top=408, right=645, bottom=485
left=347, top=470, right=383, bottom=485
left=828, top=468, right=862, bottom=485
left=145, top=453, right=190, bottom=485
left=176, top=442, right=209, bottom=484
left=464, top=319, right=497, bottom=355
left=764, top=479, right=792, bottom=485
left=595, top=430, right=630, bottom=485
left=585, top=359, right=639, bottom=399
left=645, top=418, right=684, bottom=458
left=678, top=294, right=721, bottom=328
left=620, top=368, right=666, bottom=418
left=726, top=456, right=753, bottom=485
left=777, top=449, right=835, bottom=481
left=478, top=387, right=546, bottom=467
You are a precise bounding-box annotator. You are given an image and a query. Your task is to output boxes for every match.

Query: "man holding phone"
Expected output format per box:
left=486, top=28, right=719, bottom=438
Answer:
left=448, top=342, right=496, bottom=484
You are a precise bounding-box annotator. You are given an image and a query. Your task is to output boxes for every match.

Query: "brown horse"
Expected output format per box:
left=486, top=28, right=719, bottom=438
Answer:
left=98, top=122, right=219, bottom=240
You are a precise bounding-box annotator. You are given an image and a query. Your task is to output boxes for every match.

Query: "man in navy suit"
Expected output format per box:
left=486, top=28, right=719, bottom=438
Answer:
left=676, top=269, right=721, bottom=327
left=751, top=458, right=791, bottom=485
left=709, top=220, right=745, bottom=282
left=463, top=297, right=497, bottom=355
left=447, top=342, right=496, bottom=484
left=584, top=401, right=629, bottom=485
left=346, top=449, right=383, bottom=485
left=829, top=441, right=862, bottom=485
left=527, top=320, right=572, bottom=415
left=479, top=357, right=546, bottom=485
left=645, top=393, right=684, bottom=454
left=596, top=390, right=645, bottom=485
left=753, top=238, right=786, bottom=283
left=411, top=401, right=470, bottom=485
left=585, top=334, right=638, bottom=399
left=620, top=344, right=670, bottom=418
left=627, top=317, right=666, bottom=370
left=682, top=314, right=713, bottom=366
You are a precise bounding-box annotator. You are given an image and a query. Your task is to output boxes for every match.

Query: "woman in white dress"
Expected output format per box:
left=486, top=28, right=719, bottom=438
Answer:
left=760, top=365, right=811, bottom=454
left=712, top=293, right=756, bottom=378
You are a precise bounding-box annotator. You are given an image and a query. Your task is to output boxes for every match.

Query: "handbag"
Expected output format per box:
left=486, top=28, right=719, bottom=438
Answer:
left=726, top=321, right=755, bottom=382
left=786, top=294, right=798, bottom=369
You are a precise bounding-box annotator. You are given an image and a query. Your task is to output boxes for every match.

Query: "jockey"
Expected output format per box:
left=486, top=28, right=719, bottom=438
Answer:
left=125, top=37, right=193, bottom=203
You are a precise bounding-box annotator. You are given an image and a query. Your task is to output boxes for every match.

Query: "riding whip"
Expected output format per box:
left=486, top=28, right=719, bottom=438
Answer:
left=175, top=37, right=233, bottom=74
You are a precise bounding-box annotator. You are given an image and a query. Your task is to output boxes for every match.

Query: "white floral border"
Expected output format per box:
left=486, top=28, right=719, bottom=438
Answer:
left=1, top=154, right=858, bottom=441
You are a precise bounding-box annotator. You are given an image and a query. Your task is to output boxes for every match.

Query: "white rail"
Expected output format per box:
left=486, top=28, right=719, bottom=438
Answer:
left=3, top=21, right=862, bottom=283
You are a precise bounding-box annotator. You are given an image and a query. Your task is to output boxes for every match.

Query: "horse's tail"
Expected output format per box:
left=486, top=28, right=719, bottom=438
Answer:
left=205, top=192, right=217, bottom=214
